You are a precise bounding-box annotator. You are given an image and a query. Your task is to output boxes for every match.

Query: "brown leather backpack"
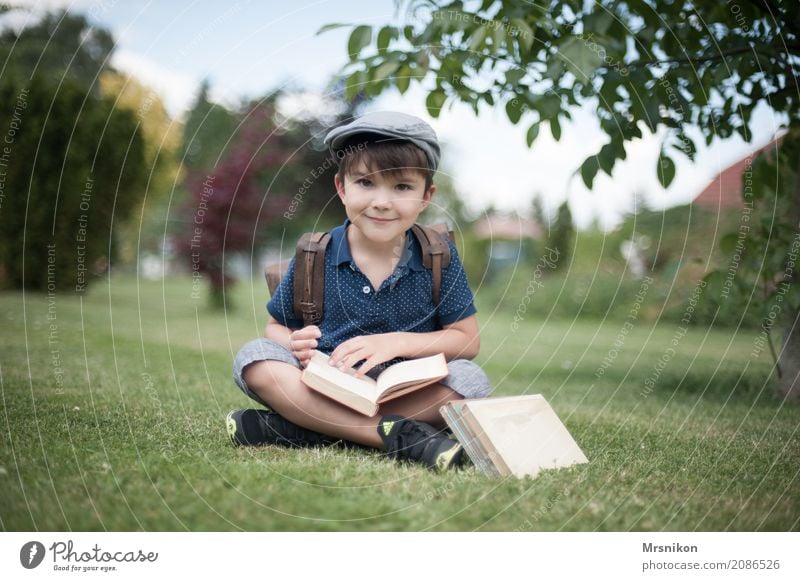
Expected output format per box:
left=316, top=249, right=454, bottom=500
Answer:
left=265, top=223, right=454, bottom=327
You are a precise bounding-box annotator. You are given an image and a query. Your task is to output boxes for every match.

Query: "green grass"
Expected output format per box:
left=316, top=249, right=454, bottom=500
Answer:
left=1, top=275, right=798, bottom=531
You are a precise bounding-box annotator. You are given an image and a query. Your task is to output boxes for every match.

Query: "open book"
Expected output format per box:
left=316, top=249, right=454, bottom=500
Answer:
left=440, top=395, right=588, bottom=478
left=301, top=350, right=449, bottom=416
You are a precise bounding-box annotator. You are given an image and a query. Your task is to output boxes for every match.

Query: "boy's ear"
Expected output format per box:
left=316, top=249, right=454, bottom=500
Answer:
left=421, top=184, right=436, bottom=209
left=334, top=174, right=346, bottom=199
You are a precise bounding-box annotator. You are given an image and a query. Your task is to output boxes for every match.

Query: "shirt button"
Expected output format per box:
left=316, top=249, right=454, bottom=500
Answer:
left=362, top=286, right=370, bottom=294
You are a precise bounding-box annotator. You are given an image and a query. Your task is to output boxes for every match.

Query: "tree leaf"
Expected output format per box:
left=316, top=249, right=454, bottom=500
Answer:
left=426, top=90, right=446, bottom=117
left=374, top=61, right=399, bottom=82
left=550, top=116, right=562, bottom=141
left=345, top=70, right=365, bottom=101
left=510, top=18, right=534, bottom=52
left=526, top=122, right=540, bottom=147
left=505, top=68, right=525, bottom=87
left=396, top=66, right=411, bottom=94
left=598, top=142, right=617, bottom=174
left=505, top=97, right=524, bottom=124
left=377, top=26, right=395, bottom=53
left=316, top=23, right=349, bottom=35
left=580, top=156, right=600, bottom=188
left=657, top=153, right=676, bottom=188
left=468, top=25, right=487, bottom=52
left=348, top=25, right=372, bottom=60
left=558, top=37, right=603, bottom=79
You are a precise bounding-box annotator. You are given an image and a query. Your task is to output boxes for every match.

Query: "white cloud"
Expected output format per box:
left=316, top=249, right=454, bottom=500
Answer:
left=110, top=48, right=242, bottom=118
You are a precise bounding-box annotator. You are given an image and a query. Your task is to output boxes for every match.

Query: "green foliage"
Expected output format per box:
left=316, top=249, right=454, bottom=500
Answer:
left=328, top=1, right=799, bottom=180
left=180, top=80, right=237, bottom=172
left=177, top=88, right=355, bottom=307
left=547, top=201, right=574, bottom=270
left=455, top=229, right=491, bottom=288
left=702, top=134, right=800, bottom=362
left=0, top=75, right=146, bottom=291
left=0, top=11, right=147, bottom=291
left=0, top=9, right=113, bottom=93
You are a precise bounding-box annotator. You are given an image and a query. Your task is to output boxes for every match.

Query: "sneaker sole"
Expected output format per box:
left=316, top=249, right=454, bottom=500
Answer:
left=225, top=410, right=240, bottom=446
left=435, top=442, right=464, bottom=471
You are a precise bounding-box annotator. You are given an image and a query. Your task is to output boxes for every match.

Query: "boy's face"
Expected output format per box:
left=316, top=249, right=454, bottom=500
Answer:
left=335, top=163, right=435, bottom=246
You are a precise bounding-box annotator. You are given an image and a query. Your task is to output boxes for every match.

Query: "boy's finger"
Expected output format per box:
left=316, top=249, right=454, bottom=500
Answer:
left=292, top=326, right=320, bottom=340
left=302, top=325, right=322, bottom=338
left=355, top=357, right=378, bottom=378
left=291, top=338, right=318, bottom=350
left=337, top=348, right=367, bottom=372
left=329, top=338, right=361, bottom=364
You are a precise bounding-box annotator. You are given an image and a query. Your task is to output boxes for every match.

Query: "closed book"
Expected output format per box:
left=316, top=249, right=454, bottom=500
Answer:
left=440, top=395, right=588, bottom=478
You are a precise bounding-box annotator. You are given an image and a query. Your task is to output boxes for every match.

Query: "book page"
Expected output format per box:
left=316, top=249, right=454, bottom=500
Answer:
left=375, top=353, right=448, bottom=396
left=304, top=351, right=379, bottom=402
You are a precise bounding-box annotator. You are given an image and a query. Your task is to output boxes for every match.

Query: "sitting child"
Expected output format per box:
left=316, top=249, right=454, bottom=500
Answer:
left=227, top=111, right=491, bottom=471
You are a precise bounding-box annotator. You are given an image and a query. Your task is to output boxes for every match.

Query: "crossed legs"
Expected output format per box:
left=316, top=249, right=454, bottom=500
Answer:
left=242, top=360, right=462, bottom=449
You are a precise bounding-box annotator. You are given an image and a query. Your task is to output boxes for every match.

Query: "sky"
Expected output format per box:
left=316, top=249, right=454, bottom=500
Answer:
left=2, top=0, right=787, bottom=229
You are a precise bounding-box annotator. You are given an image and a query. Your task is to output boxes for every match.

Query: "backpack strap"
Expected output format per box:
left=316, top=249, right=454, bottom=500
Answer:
left=293, top=231, right=331, bottom=327
left=410, top=223, right=452, bottom=306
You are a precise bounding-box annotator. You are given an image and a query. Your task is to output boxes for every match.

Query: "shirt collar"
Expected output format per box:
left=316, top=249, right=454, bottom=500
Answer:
left=329, top=219, right=423, bottom=271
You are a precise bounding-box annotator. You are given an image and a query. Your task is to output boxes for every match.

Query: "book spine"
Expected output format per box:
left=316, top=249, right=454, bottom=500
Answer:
left=441, top=406, right=500, bottom=477
left=461, top=406, right=511, bottom=477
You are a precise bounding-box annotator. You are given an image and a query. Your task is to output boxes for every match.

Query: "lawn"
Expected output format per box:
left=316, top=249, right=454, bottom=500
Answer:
left=1, top=274, right=798, bottom=531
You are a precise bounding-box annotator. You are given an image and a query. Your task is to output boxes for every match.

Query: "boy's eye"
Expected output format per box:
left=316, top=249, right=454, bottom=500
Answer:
left=356, top=178, right=372, bottom=187
left=395, top=183, right=412, bottom=191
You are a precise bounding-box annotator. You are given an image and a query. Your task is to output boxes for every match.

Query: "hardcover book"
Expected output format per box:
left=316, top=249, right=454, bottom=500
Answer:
left=440, top=395, right=588, bottom=478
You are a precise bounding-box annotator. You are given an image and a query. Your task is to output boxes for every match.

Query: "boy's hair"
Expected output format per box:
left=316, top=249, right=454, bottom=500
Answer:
left=336, top=135, right=435, bottom=192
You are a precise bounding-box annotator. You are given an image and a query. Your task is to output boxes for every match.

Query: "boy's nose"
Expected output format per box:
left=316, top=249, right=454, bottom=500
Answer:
left=371, top=189, right=392, bottom=207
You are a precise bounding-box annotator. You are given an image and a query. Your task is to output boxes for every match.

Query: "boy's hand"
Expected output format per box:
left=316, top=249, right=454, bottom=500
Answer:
left=328, top=333, right=402, bottom=378
left=290, top=325, right=321, bottom=368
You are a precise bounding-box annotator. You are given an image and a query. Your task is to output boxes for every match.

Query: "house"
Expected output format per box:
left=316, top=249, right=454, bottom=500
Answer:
left=473, top=212, right=543, bottom=240
left=693, top=137, right=782, bottom=210
left=472, top=212, right=543, bottom=274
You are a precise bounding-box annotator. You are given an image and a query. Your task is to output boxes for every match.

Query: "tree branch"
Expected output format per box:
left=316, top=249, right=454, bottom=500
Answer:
left=632, top=44, right=760, bottom=67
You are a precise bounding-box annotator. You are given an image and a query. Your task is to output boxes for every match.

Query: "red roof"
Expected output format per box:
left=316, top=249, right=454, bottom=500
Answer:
left=693, top=138, right=781, bottom=210
left=473, top=213, right=543, bottom=240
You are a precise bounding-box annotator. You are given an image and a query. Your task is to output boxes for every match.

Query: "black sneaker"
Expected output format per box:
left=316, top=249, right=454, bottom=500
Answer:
left=378, top=415, right=464, bottom=471
left=226, top=409, right=338, bottom=448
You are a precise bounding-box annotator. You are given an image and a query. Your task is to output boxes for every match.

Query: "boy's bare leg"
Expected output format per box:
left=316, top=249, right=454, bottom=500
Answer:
left=243, top=361, right=462, bottom=448
left=244, top=360, right=383, bottom=448
left=378, top=384, right=462, bottom=428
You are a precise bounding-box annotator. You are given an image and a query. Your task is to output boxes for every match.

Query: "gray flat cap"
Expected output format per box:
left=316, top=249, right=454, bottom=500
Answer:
left=324, top=111, right=440, bottom=171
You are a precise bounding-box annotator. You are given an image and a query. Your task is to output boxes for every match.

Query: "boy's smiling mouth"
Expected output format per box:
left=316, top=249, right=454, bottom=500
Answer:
left=367, top=216, right=396, bottom=224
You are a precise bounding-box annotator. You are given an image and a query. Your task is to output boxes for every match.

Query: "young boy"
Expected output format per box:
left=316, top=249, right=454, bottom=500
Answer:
left=227, top=111, right=491, bottom=471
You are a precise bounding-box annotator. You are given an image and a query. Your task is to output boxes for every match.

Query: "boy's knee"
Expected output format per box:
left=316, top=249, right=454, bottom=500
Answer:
left=240, top=360, right=300, bottom=408
left=444, top=359, right=491, bottom=399
left=233, top=338, right=301, bottom=404
left=233, top=339, right=296, bottom=381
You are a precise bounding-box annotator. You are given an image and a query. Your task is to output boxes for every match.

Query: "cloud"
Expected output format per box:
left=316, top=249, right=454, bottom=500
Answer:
left=110, top=49, right=239, bottom=118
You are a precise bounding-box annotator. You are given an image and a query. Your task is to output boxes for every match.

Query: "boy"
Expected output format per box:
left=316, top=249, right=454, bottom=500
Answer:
left=227, top=111, right=491, bottom=471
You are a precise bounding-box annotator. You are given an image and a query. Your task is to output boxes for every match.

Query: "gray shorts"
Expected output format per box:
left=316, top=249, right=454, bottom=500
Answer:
left=233, top=338, right=492, bottom=403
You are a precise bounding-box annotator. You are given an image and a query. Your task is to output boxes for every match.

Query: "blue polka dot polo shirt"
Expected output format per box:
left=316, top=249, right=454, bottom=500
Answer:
left=267, top=219, right=477, bottom=356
